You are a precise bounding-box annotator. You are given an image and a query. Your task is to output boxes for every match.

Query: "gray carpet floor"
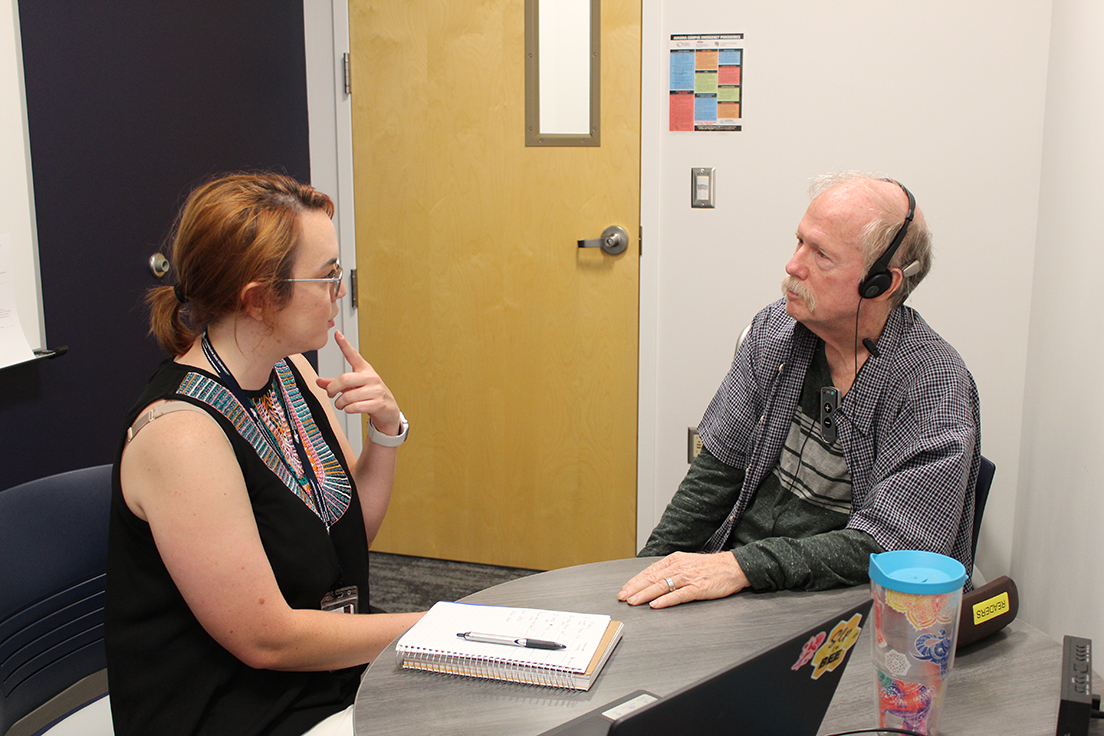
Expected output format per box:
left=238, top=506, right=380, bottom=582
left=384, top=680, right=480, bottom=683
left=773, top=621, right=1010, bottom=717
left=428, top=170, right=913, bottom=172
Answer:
left=367, top=552, right=542, bottom=613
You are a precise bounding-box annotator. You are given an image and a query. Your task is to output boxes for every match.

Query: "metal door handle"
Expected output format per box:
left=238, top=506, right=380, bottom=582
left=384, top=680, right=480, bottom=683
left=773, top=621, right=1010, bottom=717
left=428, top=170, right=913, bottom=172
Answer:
left=577, top=226, right=628, bottom=255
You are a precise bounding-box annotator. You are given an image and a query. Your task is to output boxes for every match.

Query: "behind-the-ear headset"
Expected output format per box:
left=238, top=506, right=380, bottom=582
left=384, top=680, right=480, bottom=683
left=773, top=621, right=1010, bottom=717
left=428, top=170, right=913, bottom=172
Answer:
left=857, top=180, right=916, bottom=300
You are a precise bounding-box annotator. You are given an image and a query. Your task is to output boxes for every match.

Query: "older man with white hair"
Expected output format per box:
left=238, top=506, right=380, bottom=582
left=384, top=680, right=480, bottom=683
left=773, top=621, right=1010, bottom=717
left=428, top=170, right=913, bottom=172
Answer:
left=620, top=173, right=981, bottom=609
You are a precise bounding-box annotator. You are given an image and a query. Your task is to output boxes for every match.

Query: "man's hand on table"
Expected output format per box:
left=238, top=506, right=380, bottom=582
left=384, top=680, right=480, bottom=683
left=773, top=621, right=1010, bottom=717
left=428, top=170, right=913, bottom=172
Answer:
left=618, top=551, right=750, bottom=609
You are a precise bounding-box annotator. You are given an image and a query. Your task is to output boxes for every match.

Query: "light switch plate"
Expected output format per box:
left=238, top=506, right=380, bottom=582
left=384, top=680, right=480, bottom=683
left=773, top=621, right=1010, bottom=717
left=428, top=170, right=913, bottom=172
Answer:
left=692, top=167, right=715, bottom=208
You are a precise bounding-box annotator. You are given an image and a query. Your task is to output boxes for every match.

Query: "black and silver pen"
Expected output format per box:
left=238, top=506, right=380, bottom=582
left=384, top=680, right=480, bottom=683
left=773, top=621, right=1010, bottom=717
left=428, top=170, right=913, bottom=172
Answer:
left=456, top=631, right=566, bottom=650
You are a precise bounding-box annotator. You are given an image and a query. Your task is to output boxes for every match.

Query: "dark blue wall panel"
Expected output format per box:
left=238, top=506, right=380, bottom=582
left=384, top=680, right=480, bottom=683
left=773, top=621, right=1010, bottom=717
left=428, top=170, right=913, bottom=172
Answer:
left=1, top=0, right=311, bottom=488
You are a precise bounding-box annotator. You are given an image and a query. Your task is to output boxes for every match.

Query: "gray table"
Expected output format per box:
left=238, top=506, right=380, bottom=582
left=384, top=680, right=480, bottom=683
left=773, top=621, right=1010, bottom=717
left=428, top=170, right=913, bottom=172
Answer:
left=355, top=558, right=1100, bottom=735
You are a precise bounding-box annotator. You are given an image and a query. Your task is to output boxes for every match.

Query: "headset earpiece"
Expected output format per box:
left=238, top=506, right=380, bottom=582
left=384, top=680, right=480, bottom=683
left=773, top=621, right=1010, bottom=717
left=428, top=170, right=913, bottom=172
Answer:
left=858, top=181, right=916, bottom=300
left=858, top=271, right=896, bottom=300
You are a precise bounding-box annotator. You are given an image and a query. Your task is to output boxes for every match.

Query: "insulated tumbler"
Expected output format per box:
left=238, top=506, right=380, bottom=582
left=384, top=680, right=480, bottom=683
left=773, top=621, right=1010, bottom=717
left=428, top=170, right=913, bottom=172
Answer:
left=869, top=550, right=967, bottom=735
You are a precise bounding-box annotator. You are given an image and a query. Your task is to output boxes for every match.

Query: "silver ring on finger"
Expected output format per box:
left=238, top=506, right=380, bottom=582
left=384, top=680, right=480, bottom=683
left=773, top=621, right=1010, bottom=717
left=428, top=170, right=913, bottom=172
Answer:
left=665, top=576, right=676, bottom=593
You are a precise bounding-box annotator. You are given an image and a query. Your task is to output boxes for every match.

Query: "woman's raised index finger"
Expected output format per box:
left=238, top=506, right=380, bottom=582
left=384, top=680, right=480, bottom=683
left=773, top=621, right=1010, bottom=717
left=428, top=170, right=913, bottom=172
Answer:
left=334, top=330, right=370, bottom=371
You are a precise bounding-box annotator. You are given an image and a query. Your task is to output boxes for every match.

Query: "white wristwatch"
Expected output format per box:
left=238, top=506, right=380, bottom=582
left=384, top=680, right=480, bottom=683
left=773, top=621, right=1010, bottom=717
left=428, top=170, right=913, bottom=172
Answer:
left=367, top=411, right=409, bottom=447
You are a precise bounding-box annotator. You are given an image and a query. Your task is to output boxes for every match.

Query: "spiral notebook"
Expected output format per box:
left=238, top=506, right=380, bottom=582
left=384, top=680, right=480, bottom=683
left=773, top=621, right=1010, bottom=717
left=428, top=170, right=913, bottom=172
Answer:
left=395, top=601, right=624, bottom=691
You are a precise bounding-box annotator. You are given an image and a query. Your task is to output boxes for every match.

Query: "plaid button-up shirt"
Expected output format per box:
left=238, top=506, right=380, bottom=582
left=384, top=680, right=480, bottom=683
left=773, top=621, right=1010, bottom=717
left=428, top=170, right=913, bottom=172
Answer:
left=698, top=299, right=981, bottom=573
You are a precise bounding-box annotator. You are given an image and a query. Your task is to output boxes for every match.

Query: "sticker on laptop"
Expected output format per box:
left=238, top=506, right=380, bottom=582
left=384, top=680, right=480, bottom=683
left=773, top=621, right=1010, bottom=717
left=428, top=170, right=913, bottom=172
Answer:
left=788, top=612, right=864, bottom=680
left=791, top=631, right=826, bottom=671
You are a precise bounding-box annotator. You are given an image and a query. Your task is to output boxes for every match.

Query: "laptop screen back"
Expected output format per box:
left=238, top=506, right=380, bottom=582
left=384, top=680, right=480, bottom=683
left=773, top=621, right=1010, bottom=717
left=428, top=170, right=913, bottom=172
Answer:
left=609, top=597, right=873, bottom=736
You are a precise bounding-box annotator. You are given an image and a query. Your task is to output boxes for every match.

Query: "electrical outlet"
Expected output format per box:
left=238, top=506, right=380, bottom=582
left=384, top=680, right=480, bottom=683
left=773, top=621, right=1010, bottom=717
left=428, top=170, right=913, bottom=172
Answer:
left=688, top=427, right=703, bottom=463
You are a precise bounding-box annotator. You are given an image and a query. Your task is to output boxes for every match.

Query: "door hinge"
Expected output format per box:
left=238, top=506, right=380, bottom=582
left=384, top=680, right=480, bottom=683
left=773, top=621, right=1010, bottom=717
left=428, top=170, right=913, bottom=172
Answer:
left=639, top=225, right=643, bottom=256
left=349, top=267, right=358, bottom=310
left=343, top=52, right=352, bottom=96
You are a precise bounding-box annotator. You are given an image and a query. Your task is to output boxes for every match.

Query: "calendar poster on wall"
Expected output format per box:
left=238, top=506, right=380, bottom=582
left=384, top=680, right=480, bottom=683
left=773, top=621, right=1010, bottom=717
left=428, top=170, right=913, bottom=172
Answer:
left=669, top=33, right=743, bottom=132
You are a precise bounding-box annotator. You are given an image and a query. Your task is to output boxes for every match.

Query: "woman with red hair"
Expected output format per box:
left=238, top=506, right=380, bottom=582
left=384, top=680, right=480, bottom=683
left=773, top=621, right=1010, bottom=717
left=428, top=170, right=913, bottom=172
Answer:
left=107, top=172, right=421, bottom=736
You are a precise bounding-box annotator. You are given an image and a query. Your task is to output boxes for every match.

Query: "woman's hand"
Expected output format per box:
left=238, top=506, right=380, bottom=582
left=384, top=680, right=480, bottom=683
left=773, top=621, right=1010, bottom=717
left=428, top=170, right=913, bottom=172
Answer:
left=316, top=330, right=401, bottom=436
left=305, top=330, right=400, bottom=544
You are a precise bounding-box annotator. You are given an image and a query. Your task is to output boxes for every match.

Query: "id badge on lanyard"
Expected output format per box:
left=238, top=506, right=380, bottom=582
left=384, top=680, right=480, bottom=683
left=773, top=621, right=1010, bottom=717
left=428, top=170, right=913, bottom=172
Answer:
left=321, top=585, right=359, bottom=614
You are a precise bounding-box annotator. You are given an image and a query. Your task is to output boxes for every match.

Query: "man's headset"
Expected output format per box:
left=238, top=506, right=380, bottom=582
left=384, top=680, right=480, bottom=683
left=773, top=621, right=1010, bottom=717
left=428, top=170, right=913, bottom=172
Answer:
left=857, top=180, right=916, bottom=300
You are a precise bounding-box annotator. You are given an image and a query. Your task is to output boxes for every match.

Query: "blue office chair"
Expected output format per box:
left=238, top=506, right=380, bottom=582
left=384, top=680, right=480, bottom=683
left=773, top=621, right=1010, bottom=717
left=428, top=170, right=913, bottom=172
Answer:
left=0, top=465, right=114, bottom=736
left=971, top=455, right=996, bottom=562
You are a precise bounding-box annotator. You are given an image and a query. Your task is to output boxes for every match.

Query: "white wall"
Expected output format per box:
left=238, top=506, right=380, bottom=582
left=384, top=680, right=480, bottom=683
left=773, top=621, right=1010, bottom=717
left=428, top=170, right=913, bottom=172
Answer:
left=1012, top=0, right=1103, bottom=648
left=639, top=2, right=1052, bottom=588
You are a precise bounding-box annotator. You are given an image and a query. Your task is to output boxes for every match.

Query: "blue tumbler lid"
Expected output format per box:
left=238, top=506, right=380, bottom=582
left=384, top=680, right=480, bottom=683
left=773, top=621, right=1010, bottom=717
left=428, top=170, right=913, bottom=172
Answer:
left=869, top=550, right=967, bottom=595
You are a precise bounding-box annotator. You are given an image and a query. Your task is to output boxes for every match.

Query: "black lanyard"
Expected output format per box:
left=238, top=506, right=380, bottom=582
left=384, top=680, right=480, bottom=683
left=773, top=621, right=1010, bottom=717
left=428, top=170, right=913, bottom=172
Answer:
left=201, top=330, right=333, bottom=529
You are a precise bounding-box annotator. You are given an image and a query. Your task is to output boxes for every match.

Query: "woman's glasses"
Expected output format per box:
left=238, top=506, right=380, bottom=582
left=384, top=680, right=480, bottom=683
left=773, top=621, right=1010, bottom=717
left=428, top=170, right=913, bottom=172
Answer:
left=284, top=262, right=343, bottom=300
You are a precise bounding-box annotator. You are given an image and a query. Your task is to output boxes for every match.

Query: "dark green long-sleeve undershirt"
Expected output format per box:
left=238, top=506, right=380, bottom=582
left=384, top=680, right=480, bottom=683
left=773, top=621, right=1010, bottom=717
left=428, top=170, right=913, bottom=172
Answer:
left=640, top=447, right=883, bottom=591
left=639, top=342, right=883, bottom=592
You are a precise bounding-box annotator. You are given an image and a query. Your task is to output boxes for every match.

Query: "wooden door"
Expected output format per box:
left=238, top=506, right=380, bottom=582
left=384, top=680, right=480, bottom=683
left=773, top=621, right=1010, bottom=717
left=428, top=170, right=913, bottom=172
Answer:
left=349, top=0, right=640, bottom=570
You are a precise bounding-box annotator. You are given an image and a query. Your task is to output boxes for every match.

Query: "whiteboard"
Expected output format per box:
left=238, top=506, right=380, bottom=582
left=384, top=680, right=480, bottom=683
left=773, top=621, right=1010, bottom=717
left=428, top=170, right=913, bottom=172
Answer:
left=1, top=0, right=44, bottom=355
